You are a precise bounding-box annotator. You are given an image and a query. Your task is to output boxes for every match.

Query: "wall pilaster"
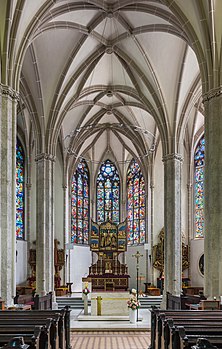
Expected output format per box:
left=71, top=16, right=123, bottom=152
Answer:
left=35, top=153, right=55, bottom=294
left=0, top=84, right=19, bottom=304
left=162, top=153, right=183, bottom=297
left=203, top=87, right=222, bottom=298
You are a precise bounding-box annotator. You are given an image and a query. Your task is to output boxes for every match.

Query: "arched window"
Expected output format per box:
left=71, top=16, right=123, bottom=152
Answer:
left=127, top=159, right=145, bottom=245
left=194, top=136, right=205, bottom=238
left=96, top=159, right=120, bottom=224
left=16, top=139, right=25, bottom=239
left=71, top=159, right=90, bottom=244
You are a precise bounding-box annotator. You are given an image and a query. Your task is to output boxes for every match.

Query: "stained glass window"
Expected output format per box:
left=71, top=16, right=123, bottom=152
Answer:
left=16, top=139, right=25, bottom=239
left=127, top=159, right=146, bottom=245
left=194, top=136, right=205, bottom=238
left=96, top=159, right=120, bottom=224
left=71, top=159, right=89, bottom=244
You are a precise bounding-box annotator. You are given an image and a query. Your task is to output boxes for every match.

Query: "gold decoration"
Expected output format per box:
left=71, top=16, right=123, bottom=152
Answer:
left=152, top=228, right=189, bottom=272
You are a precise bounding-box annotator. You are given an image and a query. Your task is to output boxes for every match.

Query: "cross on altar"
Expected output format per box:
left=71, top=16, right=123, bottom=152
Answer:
left=132, top=251, right=143, bottom=322
left=132, top=251, right=143, bottom=264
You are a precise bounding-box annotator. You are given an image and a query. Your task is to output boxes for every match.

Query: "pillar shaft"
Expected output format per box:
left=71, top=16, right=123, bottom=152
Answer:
left=0, top=84, right=19, bottom=304
left=203, top=88, right=222, bottom=298
left=35, top=153, right=55, bottom=294
left=163, top=153, right=183, bottom=296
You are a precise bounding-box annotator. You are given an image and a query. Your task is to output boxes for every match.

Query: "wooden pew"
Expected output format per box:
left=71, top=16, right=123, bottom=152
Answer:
left=164, top=318, right=222, bottom=349
left=176, top=326, right=222, bottom=349
left=150, top=308, right=222, bottom=349
left=0, top=306, right=70, bottom=349
left=0, top=317, right=59, bottom=349
left=14, top=292, right=52, bottom=310
left=0, top=326, right=45, bottom=349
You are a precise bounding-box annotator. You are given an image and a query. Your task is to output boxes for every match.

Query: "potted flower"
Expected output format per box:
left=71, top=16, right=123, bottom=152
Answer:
left=127, top=298, right=140, bottom=310
left=82, top=287, right=90, bottom=296
left=127, top=297, right=140, bottom=323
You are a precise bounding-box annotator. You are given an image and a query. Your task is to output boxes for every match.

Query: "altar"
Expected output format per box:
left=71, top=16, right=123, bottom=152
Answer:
left=91, top=291, right=130, bottom=316
left=88, top=220, right=129, bottom=291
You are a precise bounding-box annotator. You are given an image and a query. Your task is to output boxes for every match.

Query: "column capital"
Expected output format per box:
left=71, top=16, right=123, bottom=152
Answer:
left=35, top=153, right=56, bottom=162
left=0, top=83, right=20, bottom=101
left=162, top=153, right=183, bottom=163
left=203, top=86, right=222, bottom=103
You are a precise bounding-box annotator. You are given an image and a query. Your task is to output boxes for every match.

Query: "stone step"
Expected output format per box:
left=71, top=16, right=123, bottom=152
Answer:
left=56, top=295, right=162, bottom=309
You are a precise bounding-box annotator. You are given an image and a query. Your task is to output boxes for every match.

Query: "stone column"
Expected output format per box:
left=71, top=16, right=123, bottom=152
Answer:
left=0, top=84, right=19, bottom=305
left=35, top=153, right=55, bottom=295
left=203, top=87, right=222, bottom=299
left=162, top=153, right=183, bottom=297
left=150, top=182, right=155, bottom=285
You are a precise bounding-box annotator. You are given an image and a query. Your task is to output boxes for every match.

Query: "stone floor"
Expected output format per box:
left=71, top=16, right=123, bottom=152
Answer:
left=70, top=307, right=151, bottom=330
left=70, top=331, right=150, bottom=349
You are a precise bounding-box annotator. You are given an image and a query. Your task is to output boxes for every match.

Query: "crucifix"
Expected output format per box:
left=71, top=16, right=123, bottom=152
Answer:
left=132, top=250, right=143, bottom=321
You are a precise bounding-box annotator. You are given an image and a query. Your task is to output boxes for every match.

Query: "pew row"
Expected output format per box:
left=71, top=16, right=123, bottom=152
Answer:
left=149, top=308, right=222, bottom=349
left=0, top=306, right=71, bottom=349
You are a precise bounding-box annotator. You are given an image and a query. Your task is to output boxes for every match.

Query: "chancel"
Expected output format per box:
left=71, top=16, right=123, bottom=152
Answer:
left=1, top=1, right=222, bottom=348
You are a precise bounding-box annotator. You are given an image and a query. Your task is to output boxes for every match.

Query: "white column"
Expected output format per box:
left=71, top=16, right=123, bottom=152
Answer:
left=162, top=153, right=183, bottom=297
left=0, top=84, right=19, bottom=304
left=35, top=153, right=55, bottom=295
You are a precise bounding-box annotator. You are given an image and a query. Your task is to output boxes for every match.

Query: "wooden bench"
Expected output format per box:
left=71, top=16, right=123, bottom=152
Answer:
left=0, top=325, right=47, bottom=349
left=0, top=317, right=59, bottom=349
left=14, top=292, right=52, bottom=310
left=0, top=306, right=71, bottom=349
left=150, top=308, right=222, bottom=349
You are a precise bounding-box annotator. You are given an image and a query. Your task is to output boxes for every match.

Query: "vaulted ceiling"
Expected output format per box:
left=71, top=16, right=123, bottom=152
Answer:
left=10, top=0, right=212, bottom=175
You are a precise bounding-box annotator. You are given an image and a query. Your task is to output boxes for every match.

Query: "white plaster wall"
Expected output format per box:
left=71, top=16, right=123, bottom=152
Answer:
left=16, top=240, right=27, bottom=284
left=190, top=238, right=204, bottom=286
left=69, top=245, right=91, bottom=292
left=125, top=246, right=147, bottom=291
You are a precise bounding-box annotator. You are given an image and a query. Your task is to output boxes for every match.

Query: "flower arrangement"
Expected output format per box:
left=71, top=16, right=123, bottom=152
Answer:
left=82, top=287, right=90, bottom=295
left=127, top=298, right=140, bottom=310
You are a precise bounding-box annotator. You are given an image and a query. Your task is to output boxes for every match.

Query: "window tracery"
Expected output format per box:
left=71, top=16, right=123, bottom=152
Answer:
left=16, top=139, right=25, bottom=239
left=194, top=136, right=205, bottom=238
left=96, top=159, right=120, bottom=224
left=127, top=159, right=145, bottom=245
left=71, top=159, right=89, bottom=244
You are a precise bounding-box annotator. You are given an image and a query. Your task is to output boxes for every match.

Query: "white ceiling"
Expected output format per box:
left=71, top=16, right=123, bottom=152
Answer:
left=12, top=0, right=211, bottom=173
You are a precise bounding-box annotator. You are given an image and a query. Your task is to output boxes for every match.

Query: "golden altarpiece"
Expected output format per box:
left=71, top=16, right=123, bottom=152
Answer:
left=88, top=220, right=129, bottom=291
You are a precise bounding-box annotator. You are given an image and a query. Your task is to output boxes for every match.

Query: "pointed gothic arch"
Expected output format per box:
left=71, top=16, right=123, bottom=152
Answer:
left=16, top=138, right=25, bottom=240
left=127, top=159, right=146, bottom=245
left=194, top=135, right=205, bottom=238
left=96, top=159, right=120, bottom=224
left=71, top=158, right=90, bottom=244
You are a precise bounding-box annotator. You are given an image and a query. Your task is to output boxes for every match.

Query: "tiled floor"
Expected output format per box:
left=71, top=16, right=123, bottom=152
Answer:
left=71, top=331, right=150, bottom=349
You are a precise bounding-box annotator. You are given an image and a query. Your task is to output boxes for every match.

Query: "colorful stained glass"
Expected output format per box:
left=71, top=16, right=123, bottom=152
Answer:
left=194, top=136, right=205, bottom=238
left=16, top=139, right=25, bottom=239
left=127, top=159, right=146, bottom=245
left=71, top=159, right=89, bottom=244
left=96, top=159, right=120, bottom=224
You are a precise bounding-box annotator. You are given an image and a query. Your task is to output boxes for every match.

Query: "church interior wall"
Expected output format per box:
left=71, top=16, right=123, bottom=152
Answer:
left=125, top=245, right=146, bottom=291
left=16, top=240, right=28, bottom=285
left=190, top=238, right=204, bottom=286
left=69, top=245, right=91, bottom=292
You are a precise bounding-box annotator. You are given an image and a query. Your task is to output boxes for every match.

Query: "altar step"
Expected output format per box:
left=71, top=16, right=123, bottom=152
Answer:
left=56, top=295, right=162, bottom=310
